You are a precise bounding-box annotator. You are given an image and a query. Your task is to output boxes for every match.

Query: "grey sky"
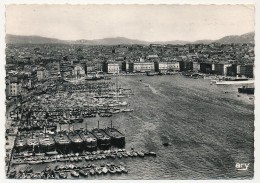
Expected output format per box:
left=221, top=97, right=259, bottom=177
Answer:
left=6, top=4, right=254, bottom=42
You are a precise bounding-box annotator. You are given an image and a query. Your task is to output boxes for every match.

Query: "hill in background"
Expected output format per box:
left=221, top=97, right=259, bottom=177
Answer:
left=6, top=32, right=254, bottom=45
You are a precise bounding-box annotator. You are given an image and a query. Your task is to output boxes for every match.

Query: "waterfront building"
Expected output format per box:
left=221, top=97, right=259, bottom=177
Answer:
left=200, top=63, right=212, bottom=73
left=193, top=62, right=199, bottom=72
left=237, top=65, right=241, bottom=75
left=223, top=64, right=232, bottom=76
left=104, top=63, right=120, bottom=74
left=214, top=63, right=224, bottom=75
left=239, top=64, right=254, bottom=78
left=122, top=61, right=130, bottom=72
left=179, top=61, right=193, bottom=71
left=226, top=64, right=238, bottom=76
left=36, top=68, right=45, bottom=81
left=154, top=61, right=180, bottom=73
left=129, top=62, right=155, bottom=73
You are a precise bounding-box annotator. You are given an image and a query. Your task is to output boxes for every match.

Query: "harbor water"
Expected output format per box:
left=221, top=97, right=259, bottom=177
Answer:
left=12, top=75, right=254, bottom=179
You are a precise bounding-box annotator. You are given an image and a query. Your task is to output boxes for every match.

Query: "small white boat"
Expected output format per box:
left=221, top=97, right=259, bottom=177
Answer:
left=121, top=108, right=134, bottom=112
left=216, top=79, right=254, bottom=85
left=102, top=167, right=108, bottom=174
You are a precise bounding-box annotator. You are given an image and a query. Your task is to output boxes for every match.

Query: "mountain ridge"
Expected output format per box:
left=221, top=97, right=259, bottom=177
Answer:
left=6, top=32, right=254, bottom=45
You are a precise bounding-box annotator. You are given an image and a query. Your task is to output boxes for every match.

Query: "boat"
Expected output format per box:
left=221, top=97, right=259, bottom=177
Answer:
left=110, top=154, right=116, bottom=159
left=96, top=168, right=102, bottom=175
left=82, top=111, right=96, bottom=118
left=35, top=152, right=45, bottom=156
left=216, top=79, right=254, bottom=85
left=120, top=165, right=128, bottom=173
left=117, top=153, right=123, bottom=158
left=132, top=151, right=138, bottom=157
left=85, top=75, right=103, bottom=81
left=99, top=112, right=112, bottom=117
left=104, top=76, right=111, bottom=80
left=119, top=101, right=128, bottom=106
left=71, top=170, right=79, bottom=177
left=238, top=86, right=254, bottom=94
left=58, top=172, right=67, bottom=179
left=126, top=151, right=133, bottom=157
left=26, top=133, right=40, bottom=153
left=146, top=71, right=155, bottom=76
left=137, top=151, right=145, bottom=158
left=29, top=160, right=42, bottom=165
left=111, top=108, right=121, bottom=114
left=149, top=151, right=157, bottom=157
left=163, top=142, right=170, bottom=147
left=109, top=167, right=117, bottom=174
left=70, top=118, right=83, bottom=123
left=92, top=128, right=111, bottom=149
left=43, top=158, right=54, bottom=163
left=122, top=152, right=128, bottom=157
left=79, top=170, right=88, bottom=177
left=67, top=126, right=84, bottom=152
left=14, top=134, right=28, bottom=153
left=102, top=167, right=108, bottom=174
left=46, top=150, right=58, bottom=155
left=53, top=131, right=71, bottom=153
left=121, top=108, right=134, bottom=112
left=78, top=126, right=98, bottom=151
left=103, top=122, right=125, bottom=147
left=115, top=167, right=122, bottom=174
left=38, top=133, right=55, bottom=153
left=89, top=169, right=95, bottom=175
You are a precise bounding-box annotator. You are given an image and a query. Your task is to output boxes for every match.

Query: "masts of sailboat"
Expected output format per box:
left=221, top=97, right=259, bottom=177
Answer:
left=59, top=123, right=62, bottom=136
left=85, top=123, right=88, bottom=134
left=98, top=120, right=99, bottom=129
left=116, top=76, right=119, bottom=100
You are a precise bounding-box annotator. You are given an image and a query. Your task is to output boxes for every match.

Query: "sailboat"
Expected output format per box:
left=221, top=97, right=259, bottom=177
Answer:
left=121, top=103, right=134, bottom=112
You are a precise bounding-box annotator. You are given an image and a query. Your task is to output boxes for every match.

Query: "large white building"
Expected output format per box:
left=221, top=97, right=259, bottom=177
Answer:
left=130, top=62, right=155, bottom=72
left=37, top=69, right=45, bottom=81
left=107, top=63, right=120, bottom=74
left=8, top=79, right=21, bottom=97
left=155, top=61, right=179, bottom=73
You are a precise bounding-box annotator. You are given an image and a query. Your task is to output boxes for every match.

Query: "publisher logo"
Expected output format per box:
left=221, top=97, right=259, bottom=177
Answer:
left=236, top=163, right=250, bottom=171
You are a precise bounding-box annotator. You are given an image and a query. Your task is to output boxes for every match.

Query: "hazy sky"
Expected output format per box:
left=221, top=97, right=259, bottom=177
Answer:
left=6, top=4, right=255, bottom=42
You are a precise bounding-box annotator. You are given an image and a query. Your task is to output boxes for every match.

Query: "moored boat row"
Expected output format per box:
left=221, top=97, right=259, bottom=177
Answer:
left=14, top=123, right=125, bottom=153
left=8, top=163, right=128, bottom=179
left=11, top=149, right=156, bottom=166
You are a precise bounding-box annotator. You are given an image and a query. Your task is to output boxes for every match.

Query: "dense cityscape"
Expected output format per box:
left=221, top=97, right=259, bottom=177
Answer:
left=5, top=42, right=255, bottom=99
